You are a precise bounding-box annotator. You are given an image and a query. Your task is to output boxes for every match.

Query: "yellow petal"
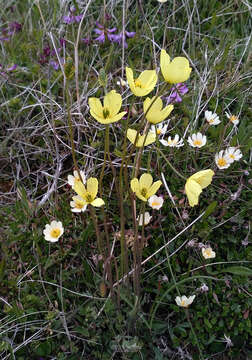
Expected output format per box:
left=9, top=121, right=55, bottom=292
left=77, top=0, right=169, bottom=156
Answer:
left=89, top=97, right=104, bottom=120
left=135, top=191, right=148, bottom=202
left=131, top=178, right=140, bottom=193
left=190, top=169, right=214, bottom=189
left=104, top=90, right=122, bottom=117
left=108, top=111, right=127, bottom=124
left=127, top=128, right=138, bottom=145
left=91, top=198, right=105, bottom=207
left=144, top=96, right=173, bottom=124
left=185, top=179, right=202, bottom=207
left=160, top=49, right=192, bottom=84
left=139, top=173, right=153, bottom=190
left=126, top=67, right=136, bottom=93
left=73, top=179, right=86, bottom=199
left=86, top=178, right=98, bottom=199
left=168, top=57, right=192, bottom=84
left=147, top=180, right=162, bottom=198
left=160, top=49, right=171, bottom=82
left=140, top=132, right=156, bottom=146
left=138, top=70, right=158, bottom=89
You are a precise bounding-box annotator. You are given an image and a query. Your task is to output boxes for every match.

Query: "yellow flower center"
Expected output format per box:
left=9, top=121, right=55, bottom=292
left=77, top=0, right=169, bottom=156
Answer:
left=157, top=129, right=161, bottom=135
left=75, top=201, right=84, bottom=209
left=85, top=193, right=93, bottom=203
left=151, top=201, right=160, bottom=207
left=134, top=79, right=143, bottom=88
left=218, top=158, right=227, bottom=167
left=103, top=108, right=110, bottom=119
left=205, top=249, right=212, bottom=257
left=209, top=119, right=214, bottom=123
left=229, top=154, right=235, bottom=159
left=181, top=300, right=185, bottom=306
left=230, top=115, right=238, bottom=123
left=193, top=140, right=202, bottom=146
left=141, top=187, right=148, bottom=197
left=50, top=228, right=61, bottom=238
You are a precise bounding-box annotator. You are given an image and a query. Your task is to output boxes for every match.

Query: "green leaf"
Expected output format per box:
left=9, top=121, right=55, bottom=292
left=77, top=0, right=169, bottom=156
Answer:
left=220, top=266, right=252, bottom=276
left=202, top=201, right=217, bottom=220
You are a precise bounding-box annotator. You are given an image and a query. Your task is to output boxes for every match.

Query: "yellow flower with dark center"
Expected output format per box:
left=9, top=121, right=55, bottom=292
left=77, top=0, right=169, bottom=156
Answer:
left=88, top=90, right=127, bottom=124
left=126, top=67, right=157, bottom=96
left=73, top=177, right=104, bottom=207
left=131, top=173, right=162, bottom=202
left=160, top=49, right=192, bottom=84
left=143, top=96, right=174, bottom=124
left=185, top=170, right=214, bottom=207
left=127, top=128, right=156, bottom=147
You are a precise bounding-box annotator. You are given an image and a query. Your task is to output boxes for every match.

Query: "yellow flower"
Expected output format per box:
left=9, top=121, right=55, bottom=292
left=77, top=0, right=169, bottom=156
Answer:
left=126, top=67, right=157, bottom=97
left=73, top=177, right=105, bottom=207
left=131, top=173, right=162, bottom=201
left=127, top=128, right=156, bottom=147
left=143, top=96, right=174, bottom=124
left=88, top=90, right=127, bottom=124
left=185, top=170, right=214, bottom=207
left=160, top=49, right=192, bottom=84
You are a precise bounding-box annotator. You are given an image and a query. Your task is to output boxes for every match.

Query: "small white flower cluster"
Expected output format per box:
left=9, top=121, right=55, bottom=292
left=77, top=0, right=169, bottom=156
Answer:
left=215, top=147, right=242, bottom=170
left=205, top=110, right=239, bottom=126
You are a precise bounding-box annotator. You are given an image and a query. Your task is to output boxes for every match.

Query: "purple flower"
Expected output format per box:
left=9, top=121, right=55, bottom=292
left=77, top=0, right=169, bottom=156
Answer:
left=94, top=23, right=117, bottom=43
left=6, top=64, right=17, bottom=71
left=81, top=37, right=91, bottom=45
left=63, top=6, right=83, bottom=24
left=165, top=83, right=189, bottom=104
left=60, top=38, right=66, bottom=47
left=8, top=21, right=22, bottom=34
left=49, top=60, right=60, bottom=70
left=109, top=30, right=136, bottom=48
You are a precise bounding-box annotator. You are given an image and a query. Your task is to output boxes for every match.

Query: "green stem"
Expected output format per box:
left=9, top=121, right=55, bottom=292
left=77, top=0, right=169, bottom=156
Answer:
left=154, top=146, right=186, bottom=180
left=65, top=80, right=81, bottom=179
left=185, top=308, right=204, bottom=360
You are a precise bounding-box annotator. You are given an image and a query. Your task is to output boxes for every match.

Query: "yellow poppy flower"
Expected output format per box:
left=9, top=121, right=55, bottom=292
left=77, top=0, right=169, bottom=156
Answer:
left=73, top=177, right=105, bottom=207
left=127, top=128, right=156, bottom=147
left=160, top=49, right=192, bottom=84
left=88, top=90, right=127, bottom=124
left=131, top=173, right=162, bottom=201
left=126, top=67, right=157, bottom=97
left=143, top=96, right=174, bottom=124
left=185, top=170, right=214, bottom=207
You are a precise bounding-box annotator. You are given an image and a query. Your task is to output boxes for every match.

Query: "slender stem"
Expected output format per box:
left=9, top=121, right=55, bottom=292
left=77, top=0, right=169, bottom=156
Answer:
left=89, top=205, right=102, bottom=256
left=185, top=309, right=204, bottom=360
left=154, top=146, right=186, bottom=180
left=65, top=80, right=81, bottom=179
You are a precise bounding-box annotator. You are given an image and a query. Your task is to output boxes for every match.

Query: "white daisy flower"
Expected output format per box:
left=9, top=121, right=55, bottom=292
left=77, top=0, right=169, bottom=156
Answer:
left=43, top=220, right=64, bottom=243
left=205, top=110, right=221, bottom=125
left=224, top=147, right=242, bottom=163
left=187, top=132, right=207, bottom=148
left=202, top=247, right=216, bottom=259
left=225, top=112, right=239, bottom=126
left=148, top=195, right=164, bottom=210
left=215, top=150, right=232, bottom=169
left=175, top=295, right=195, bottom=308
left=150, top=123, right=168, bottom=136
left=70, top=195, right=87, bottom=213
left=67, top=170, right=86, bottom=188
left=160, top=134, right=184, bottom=147
left=137, top=212, right=152, bottom=226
